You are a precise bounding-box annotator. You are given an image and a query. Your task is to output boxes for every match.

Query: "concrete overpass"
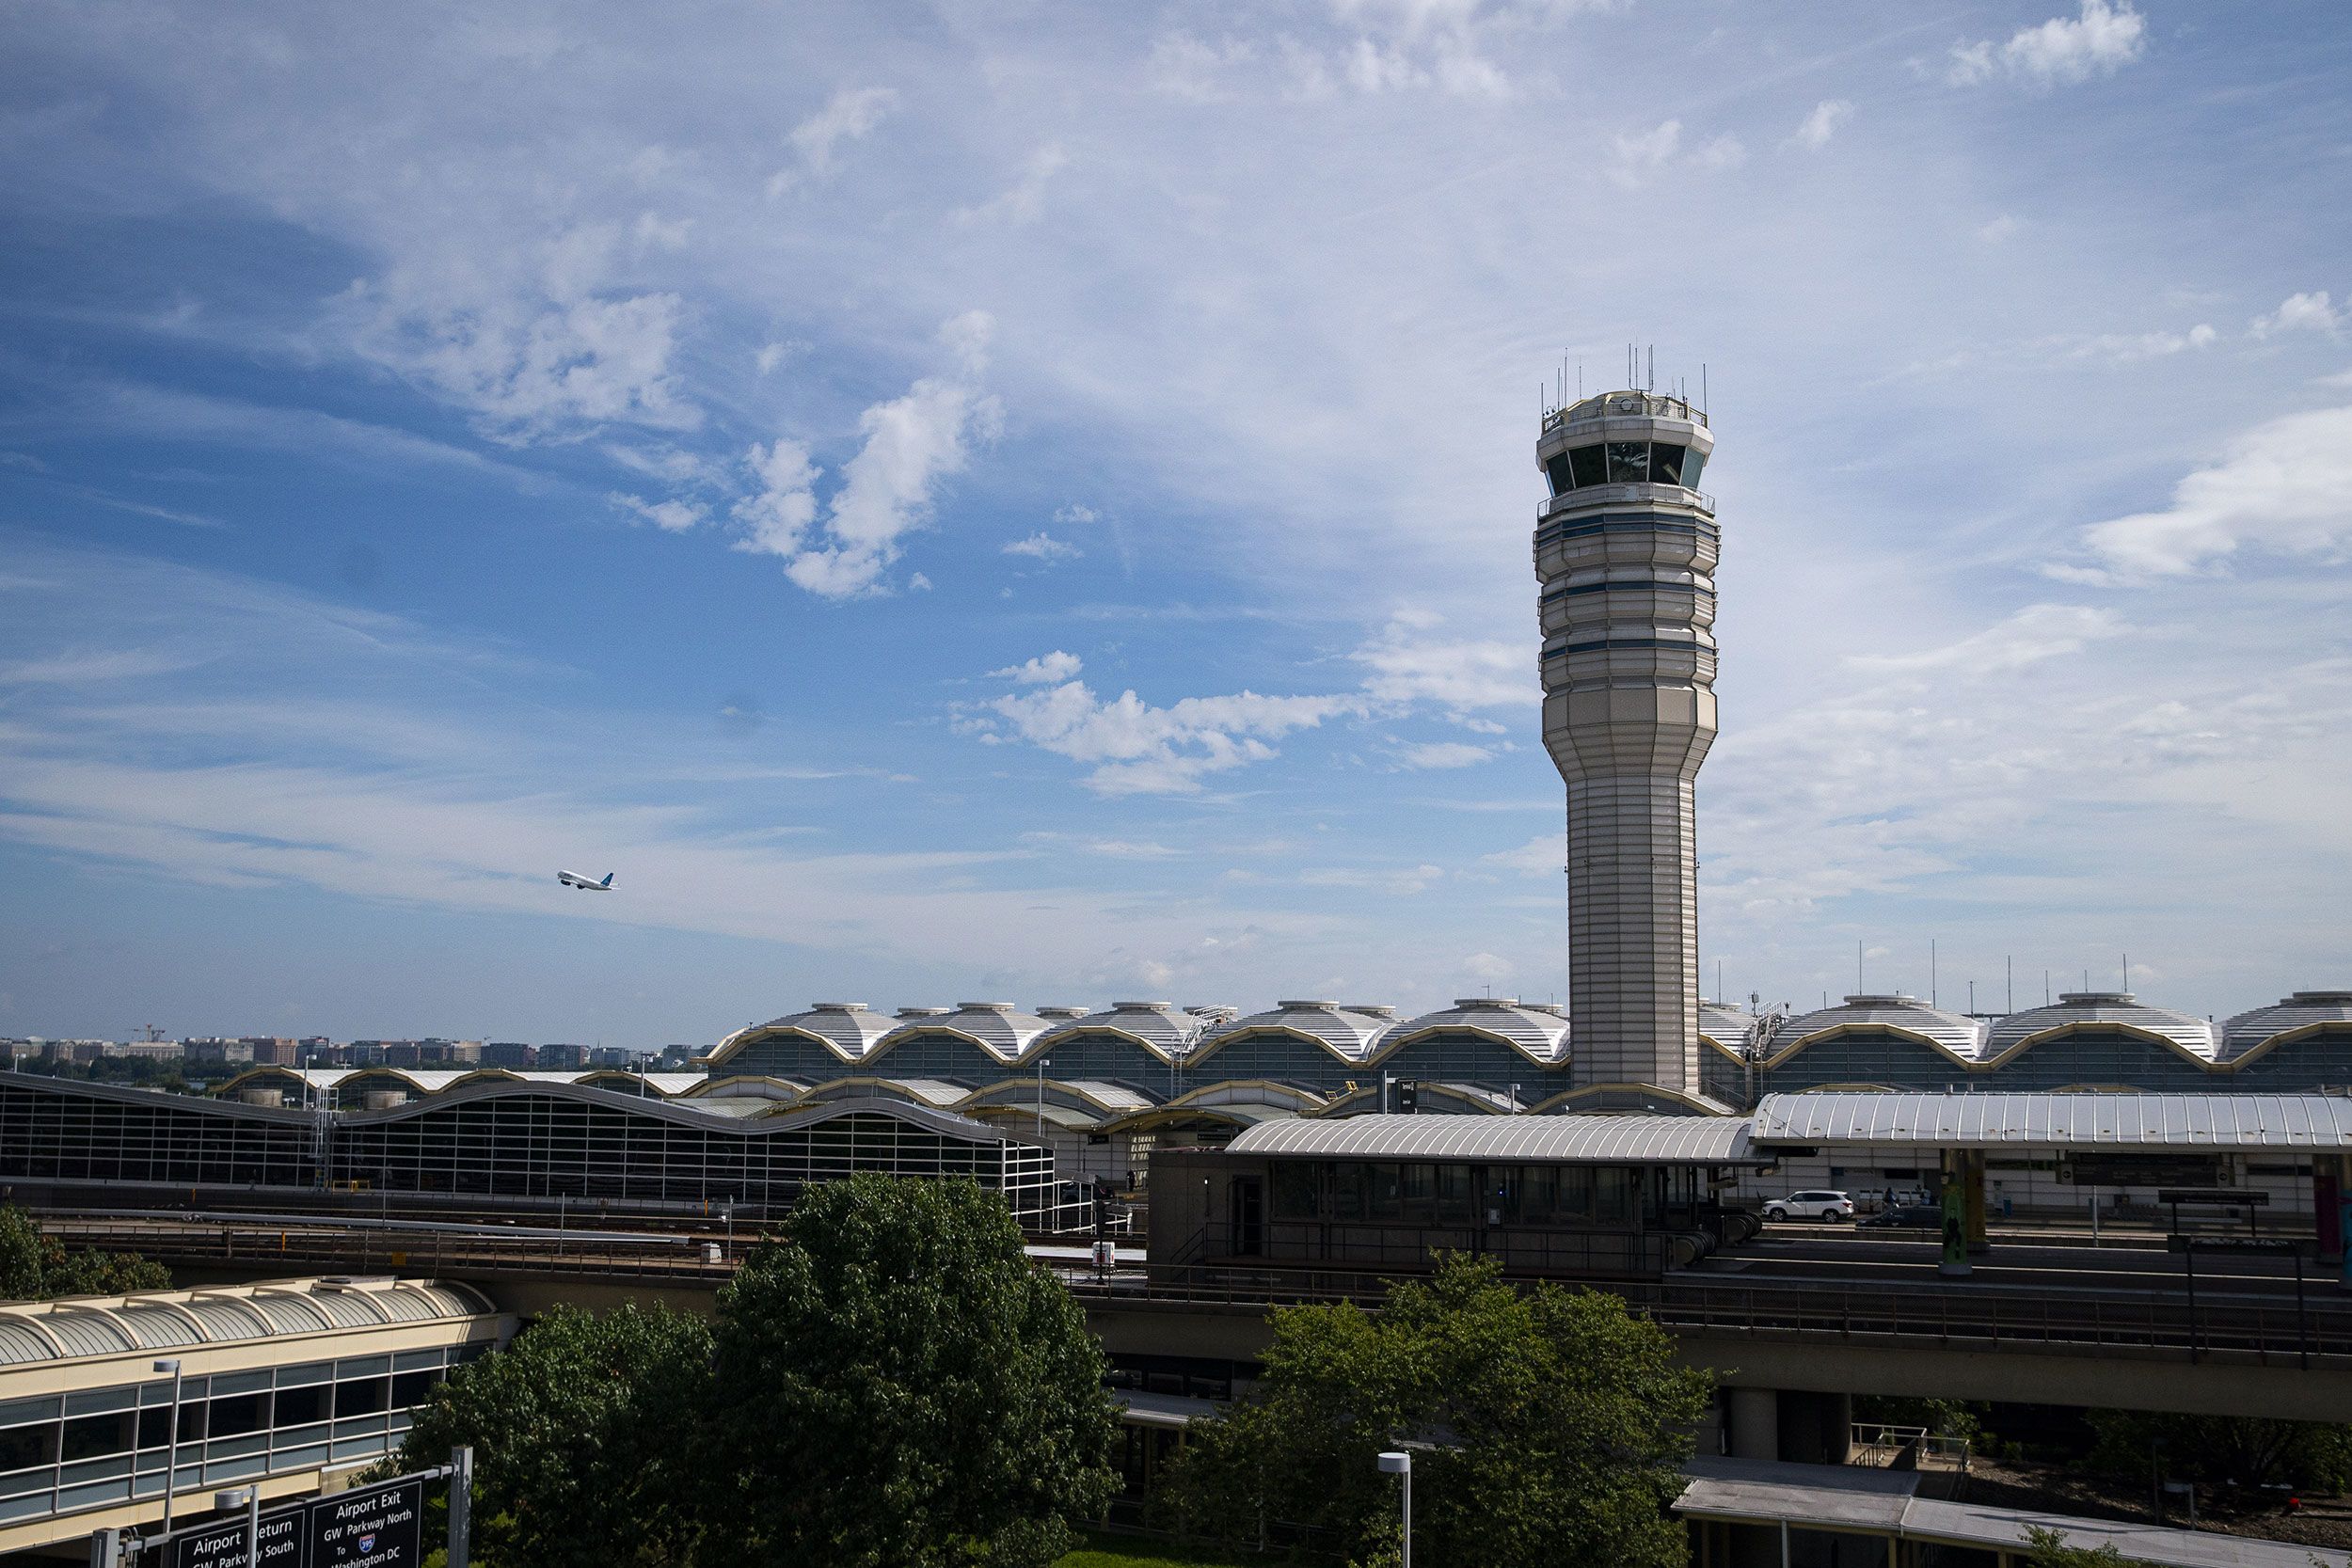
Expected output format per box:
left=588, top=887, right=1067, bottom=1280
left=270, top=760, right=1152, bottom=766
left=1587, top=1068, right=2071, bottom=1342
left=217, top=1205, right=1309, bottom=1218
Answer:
left=47, top=1213, right=2352, bottom=1425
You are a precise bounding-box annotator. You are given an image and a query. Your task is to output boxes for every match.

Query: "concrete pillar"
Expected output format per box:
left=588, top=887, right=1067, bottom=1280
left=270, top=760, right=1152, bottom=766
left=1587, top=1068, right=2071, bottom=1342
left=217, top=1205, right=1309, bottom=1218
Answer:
left=1727, top=1387, right=1779, bottom=1461
left=1964, top=1149, right=1990, bottom=1256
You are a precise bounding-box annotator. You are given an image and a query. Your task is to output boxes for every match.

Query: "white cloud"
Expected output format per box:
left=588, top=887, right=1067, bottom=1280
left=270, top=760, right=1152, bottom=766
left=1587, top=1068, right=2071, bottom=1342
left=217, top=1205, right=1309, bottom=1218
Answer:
left=730, top=438, right=819, bottom=556
left=1481, top=833, right=1561, bottom=877
left=769, top=86, right=898, bottom=194
left=1053, top=503, right=1098, bottom=526
left=734, top=313, right=1001, bottom=597
left=1392, top=739, right=1494, bottom=769
left=956, top=145, right=1070, bottom=226
left=1355, top=613, right=1531, bottom=712
left=1788, top=99, right=1853, bottom=150
left=1849, top=604, right=2127, bottom=676
left=992, top=651, right=1084, bottom=685
left=2250, top=291, right=2342, bottom=340
left=1462, top=950, right=1515, bottom=983
left=2058, top=405, right=2352, bottom=581
left=339, top=270, right=696, bottom=443
left=1977, top=214, right=2022, bottom=243
left=1948, top=0, right=2145, bottom=86
left=971, top=670, right=1362, bottom=795
left=1609, top=118, right=1742, bottom=185
left=1609, top=119, right=1681, bottom=186
left=1003, top=531, right=1081, bottom=562
left=609, top=491, right=707, bottom=532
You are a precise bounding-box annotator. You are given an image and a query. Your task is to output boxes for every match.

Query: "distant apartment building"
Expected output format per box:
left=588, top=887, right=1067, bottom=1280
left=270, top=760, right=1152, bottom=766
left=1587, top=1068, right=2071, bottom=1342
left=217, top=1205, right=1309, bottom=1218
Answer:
left=182, top=1037, right=255, bottom=1066
left=416, top=1038, right=482, bottom=1067
left=480, top=1041, right=537, bottom=1069
left=117, top=1040, right=184, bottom=1062
left=586, top=1046, right=636, bottom=1069
left=239, top=1037, right=299, bottom=1066
left=537, top=1042, right=586, bottom=1069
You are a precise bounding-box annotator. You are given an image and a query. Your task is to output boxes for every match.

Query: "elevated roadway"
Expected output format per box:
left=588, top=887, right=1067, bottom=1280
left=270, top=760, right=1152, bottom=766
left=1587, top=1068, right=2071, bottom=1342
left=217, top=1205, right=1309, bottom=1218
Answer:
left=40, top=1212, right=2352, bottom=1422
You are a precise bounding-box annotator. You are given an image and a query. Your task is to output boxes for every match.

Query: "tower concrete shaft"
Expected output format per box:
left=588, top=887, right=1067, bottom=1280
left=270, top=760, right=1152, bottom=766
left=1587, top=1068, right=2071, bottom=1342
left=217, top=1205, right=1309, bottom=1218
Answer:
left=1534, top=389, right=1716, bottom=1096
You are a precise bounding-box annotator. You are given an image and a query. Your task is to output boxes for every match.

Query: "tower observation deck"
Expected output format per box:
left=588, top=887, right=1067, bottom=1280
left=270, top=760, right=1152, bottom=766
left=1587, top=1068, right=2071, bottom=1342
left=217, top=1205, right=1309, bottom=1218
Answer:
left=1534, top=389, right=1717, bottom=1098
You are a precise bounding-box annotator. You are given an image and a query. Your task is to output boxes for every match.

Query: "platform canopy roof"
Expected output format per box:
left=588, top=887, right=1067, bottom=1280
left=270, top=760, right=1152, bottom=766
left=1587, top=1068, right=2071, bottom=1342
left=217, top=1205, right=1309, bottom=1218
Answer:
left=1753, top=1091, right=2352, bottom=1150
left=1226, top=1112, right=1760, bottom=1164
left=1674, top=1457, right=2346, bottom=1568
left=0, top=1278, right=497, bottom=1367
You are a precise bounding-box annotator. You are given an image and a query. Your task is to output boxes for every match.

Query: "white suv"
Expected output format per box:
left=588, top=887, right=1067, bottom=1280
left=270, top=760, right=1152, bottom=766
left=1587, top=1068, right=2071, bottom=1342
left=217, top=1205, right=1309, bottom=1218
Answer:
left=1764, top=1190, right=1853, bottom=1223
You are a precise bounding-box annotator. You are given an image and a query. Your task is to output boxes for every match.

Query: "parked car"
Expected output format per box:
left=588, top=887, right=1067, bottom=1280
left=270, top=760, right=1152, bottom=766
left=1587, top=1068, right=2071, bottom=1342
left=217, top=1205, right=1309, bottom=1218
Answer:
left=1858, top=1203, right=1946, bottom=1229
left=1763, top=1190, right=1853, bottom=1222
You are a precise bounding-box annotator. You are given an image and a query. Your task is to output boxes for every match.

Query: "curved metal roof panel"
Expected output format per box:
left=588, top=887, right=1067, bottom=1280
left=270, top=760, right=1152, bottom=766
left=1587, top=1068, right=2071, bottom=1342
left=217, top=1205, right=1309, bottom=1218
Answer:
left=716, top=1003, right=893, bottom=1063
left=1375, top=999, right=1570, bottom=1059
left=1983, top=992, right=2216, bottom=1060
left=1753, top=1091, right=2352, bottom=1148
left=0, top=1278, right=506, bottom=1369
left=1228, top=1112, right=1756, bottom=1164
left=1195, top=1001, right=1393, bottom=1062
left=1698, top=1004, right=1758, bottom=1053
left=1030, top=1003, right=1201, bottom=1056
left=2217, top=992, right=2352, bottom=1061
left=1767, top=995, right=1988, bottom=1061
left=872, top=1003, right=1051, bottom=1063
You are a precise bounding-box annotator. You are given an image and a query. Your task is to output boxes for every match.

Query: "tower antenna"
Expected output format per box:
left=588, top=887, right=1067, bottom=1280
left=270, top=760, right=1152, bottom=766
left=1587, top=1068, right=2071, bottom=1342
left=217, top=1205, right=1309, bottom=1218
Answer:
left=1931, top=937, right=1938, bottom=1008
left=2122, top=952, right=2130, bottom=991
left=2006, top=954, right=2013, bottom=1013
left=1702, top=363, right=1708, bottom=418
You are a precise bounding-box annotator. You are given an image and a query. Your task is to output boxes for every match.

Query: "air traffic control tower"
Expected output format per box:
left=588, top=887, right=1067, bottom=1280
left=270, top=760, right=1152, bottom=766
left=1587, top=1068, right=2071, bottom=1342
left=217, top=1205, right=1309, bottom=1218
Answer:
left=1534, top=388, right=1716, bottom=1098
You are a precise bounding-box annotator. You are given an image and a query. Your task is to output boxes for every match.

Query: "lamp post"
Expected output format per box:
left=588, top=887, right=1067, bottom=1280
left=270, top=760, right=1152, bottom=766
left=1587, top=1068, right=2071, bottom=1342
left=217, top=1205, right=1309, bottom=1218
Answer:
left=1378, top=1451, right=1412, bottom=1568
left=152, top=1358, right=183, bottom=1532
left=722, top=1199, right=734, bottom=1264
left=216, top=1487, right=260, bottom=1567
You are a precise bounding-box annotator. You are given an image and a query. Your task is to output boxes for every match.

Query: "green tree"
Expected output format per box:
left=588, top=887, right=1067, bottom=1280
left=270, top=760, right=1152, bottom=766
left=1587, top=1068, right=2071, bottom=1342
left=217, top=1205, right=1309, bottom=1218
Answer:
left=2087, top=1411, right=2352, bottom=1497
left=700, top=1172, right=1119, bottom=1568
left=0, top=1204, right=171, bottom=1300
left=393, top=1302, right=713, bottom=1568
left=1157, top=1254, right=1712, bottom=1568
left=2021, top=1525, right=2152, bottom=1566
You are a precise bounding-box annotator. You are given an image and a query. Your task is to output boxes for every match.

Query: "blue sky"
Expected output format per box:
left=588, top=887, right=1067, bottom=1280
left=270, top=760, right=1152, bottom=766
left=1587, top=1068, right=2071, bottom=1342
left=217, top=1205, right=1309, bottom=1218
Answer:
left=3, top=0, right=2348, bottom=1047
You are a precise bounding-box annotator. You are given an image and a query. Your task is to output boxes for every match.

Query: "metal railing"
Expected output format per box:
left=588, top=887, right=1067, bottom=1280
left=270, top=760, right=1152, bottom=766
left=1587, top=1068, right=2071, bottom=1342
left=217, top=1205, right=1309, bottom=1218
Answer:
left=1538, top=483, right=1715, bottom=516
left=1850, top=1421, right=1970, bottom=1472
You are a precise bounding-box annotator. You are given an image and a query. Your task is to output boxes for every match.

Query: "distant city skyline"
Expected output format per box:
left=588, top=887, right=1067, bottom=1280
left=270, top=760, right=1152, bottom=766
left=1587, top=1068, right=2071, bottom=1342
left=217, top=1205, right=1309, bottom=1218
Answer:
left=4, top=2, right=2349, bottom=1048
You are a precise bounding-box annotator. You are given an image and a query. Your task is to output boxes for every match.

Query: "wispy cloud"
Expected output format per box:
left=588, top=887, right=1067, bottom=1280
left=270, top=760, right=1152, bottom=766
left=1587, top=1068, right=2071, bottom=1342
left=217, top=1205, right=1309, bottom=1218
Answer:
left=1947, top=0, right=2145, bottom=87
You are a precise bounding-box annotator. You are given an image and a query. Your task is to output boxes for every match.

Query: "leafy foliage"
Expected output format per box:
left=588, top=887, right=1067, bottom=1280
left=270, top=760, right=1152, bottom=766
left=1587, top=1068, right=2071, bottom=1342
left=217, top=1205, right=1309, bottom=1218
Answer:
left=396, top=1175, right=1115, bottom=1568
left=2087, top=1411, right=2352, bottom=1496
left=0, top=1203, right=172, bottom=1300
left=701, top=1172, right=1120, bottom=1568
left=1155, top=1254, right=1712, bottom=1568
left=396, top=1303, right=713, bottom=1568
left=2021, top=1525, right=2151, bottom=1566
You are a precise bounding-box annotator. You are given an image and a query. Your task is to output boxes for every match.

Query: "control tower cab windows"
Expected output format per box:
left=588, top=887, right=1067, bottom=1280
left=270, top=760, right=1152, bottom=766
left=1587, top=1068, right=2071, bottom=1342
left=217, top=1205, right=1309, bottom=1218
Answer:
left=1606, top=442, right=1650, bottom=483
left=1545, top=441, right=1702, bottom=496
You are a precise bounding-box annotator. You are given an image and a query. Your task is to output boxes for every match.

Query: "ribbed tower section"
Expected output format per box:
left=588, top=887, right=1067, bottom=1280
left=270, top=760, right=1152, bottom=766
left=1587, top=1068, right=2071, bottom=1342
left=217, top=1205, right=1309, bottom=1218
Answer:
left=1533, top=389, right=1717, bottom=1097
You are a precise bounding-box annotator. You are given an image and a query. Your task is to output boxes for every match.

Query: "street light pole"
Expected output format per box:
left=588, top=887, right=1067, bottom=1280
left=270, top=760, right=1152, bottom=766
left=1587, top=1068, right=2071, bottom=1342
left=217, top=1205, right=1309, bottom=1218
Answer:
left=151, top=1359, right=183, bottom=1532
left=215, top=1487, right=259, bottom=1568
left=1378, top=1451, right=1411, bottom=1568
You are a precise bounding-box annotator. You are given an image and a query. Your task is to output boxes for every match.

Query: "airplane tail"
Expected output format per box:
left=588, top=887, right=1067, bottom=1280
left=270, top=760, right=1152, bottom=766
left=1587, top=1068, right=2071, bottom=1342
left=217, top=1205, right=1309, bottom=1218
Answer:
left=600, top=873, right=615, bottom=887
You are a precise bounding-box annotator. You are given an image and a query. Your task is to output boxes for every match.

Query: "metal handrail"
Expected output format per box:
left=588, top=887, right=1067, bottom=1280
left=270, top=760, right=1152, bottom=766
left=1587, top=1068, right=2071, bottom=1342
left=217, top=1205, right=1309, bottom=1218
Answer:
left=1538, top=483, right=1716, bottom=517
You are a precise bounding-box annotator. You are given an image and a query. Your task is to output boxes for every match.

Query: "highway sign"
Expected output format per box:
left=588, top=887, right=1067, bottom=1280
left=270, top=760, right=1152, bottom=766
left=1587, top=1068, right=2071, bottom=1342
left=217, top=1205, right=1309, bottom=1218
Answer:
left=170, top=1507, right=302, bottom=1568
left=306, top=1481, right=422, bottom=1568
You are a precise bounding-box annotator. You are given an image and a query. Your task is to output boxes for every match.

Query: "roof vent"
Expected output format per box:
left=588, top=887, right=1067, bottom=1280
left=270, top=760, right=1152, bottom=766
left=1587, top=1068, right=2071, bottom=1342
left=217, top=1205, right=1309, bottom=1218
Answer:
left=1843, top=994, right=1919, bottom=1008
left=955, top=1002, right=1016, bottom=1012
left=1454, top=997, right=1521, bottom=1010
left=1111, top=1001, right=1173, bottom=1011
left=1276, top=1000, right=1342, bottom=1011
left=895, top=1007, right=950, bottom=1018
left=2058, top=991, right=2134, bottom=1006
left=2288, top=991, right=2352, bottom=1006
left=811, top=1003, right=869, bottom=1012
left=1347, top=1005, right=1396, bottom=1018
left=1034, top=1006, right=1089, bottom=1019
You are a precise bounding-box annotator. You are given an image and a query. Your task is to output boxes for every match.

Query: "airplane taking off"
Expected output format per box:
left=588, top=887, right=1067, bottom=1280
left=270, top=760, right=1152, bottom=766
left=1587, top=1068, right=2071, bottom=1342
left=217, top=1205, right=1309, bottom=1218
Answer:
left=557, top=871, right=615, bottom=891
